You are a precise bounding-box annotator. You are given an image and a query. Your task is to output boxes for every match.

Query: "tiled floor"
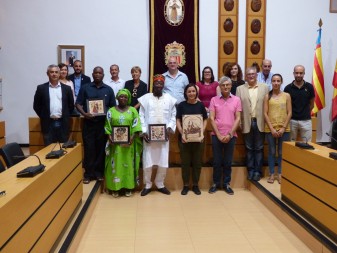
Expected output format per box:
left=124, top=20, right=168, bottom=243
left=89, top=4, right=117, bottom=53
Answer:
left=74, top=185, right=312, bottom=253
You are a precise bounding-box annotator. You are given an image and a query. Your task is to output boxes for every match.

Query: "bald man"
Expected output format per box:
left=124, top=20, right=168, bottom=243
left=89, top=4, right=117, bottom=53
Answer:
left=257, top=59, right=281, bottom=90
left=284, top=65, right=315, bottom=142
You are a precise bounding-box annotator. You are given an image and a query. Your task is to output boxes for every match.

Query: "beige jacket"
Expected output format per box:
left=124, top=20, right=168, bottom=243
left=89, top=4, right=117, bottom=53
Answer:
left=236, top=82, right=269, bottom=134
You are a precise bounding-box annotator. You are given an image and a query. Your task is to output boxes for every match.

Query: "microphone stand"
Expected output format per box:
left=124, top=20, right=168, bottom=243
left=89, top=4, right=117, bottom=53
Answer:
left=326, top=132, right=337, bottom=159
left=14, top=155, right=46, bottom=177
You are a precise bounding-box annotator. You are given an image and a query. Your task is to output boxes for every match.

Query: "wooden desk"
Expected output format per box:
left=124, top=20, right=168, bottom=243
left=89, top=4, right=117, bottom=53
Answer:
left=281, top=142, right=337, bottom=243
left=0, top=144, right=83, bottom=252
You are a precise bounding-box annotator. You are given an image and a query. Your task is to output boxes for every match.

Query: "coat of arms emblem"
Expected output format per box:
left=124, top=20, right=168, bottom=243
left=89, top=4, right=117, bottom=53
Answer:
left=165, top=41, right=186, bottom=67
left=164, top=0, right=184, bottom=26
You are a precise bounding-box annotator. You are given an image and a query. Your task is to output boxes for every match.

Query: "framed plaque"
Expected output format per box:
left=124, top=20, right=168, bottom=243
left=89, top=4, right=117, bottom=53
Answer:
left=148, top=124, right=167, bottom=142
left=111, top=126, right=130, bottom=144
left=86, top=98, right=106, bottom=116
left=182, top=114, right=203, bottom=142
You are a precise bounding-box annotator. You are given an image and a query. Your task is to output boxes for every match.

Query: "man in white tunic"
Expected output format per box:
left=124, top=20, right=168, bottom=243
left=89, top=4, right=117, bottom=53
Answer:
left=138, top=74, right=177, bottom=196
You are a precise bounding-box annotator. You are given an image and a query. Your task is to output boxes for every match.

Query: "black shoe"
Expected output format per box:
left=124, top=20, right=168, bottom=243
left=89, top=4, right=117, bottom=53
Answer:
left=253, top=172, right=261, bottom=182
left=192, top=185, right=201, bottom=195
left=208, top=184, right=218, bottom=194
left=96, top=176, right=104, bottom=182
left=158, top=187, right=171, bottom=195
left=181, top=186, right=189, bottom=195
left=247, top=172, right=254, bottom=180
left=224, top=184, right=234, bottom=195
left=140, top=188, right=151, bottom=196
left=83, top=178, right=90, bottom=184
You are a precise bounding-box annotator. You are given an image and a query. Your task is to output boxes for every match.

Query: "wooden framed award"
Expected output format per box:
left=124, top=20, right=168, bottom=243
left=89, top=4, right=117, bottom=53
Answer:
left=182, top=114, right=203, bottom=142
left=87, top=98, right=106, bottom=116
left=111, top=125, right=130, bottom=144
left=148, top=124, right=167, bottom=142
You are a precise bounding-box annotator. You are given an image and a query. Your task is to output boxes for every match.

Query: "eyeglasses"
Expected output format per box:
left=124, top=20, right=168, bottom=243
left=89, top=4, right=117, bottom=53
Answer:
left=246, top=73, right=256, bottom=76
left=132, top=88, right=137, bottom=98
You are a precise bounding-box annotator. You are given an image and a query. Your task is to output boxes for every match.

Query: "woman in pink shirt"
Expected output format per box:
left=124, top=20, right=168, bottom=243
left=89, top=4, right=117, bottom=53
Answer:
left=196, top=66, right=219, bottom=112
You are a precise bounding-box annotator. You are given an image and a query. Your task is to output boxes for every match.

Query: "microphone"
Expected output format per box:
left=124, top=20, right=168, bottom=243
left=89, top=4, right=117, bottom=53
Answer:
left=45, top=142, right=67, bottom=159
left=62, top=140, right=77, bottom=148
left=325, top=132, right=337, bottom=160
left=15, top=154, right=45, bottom=177
left=295, top=136, right=314, bottom=150
left=326, top=132, right=337, bottom=143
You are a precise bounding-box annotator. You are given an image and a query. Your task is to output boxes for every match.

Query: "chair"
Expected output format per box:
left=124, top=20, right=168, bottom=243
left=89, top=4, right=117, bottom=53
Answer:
left=0, top=142, right=25, bottom=168
left=0, top=159, right=5, bottom=173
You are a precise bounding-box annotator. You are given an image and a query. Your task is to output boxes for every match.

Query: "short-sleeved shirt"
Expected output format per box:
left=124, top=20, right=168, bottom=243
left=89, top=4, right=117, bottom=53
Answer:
left=196, top=81, right=219, bottom=108
left=176, top=101, right=208, bottom=120
left=284, top=81, right=315, bottom=120
left=209, top=94, right=242, bottom=137
left=163, top=70, right=189, bottom=104
left=76, top=82, right=116, bottom=121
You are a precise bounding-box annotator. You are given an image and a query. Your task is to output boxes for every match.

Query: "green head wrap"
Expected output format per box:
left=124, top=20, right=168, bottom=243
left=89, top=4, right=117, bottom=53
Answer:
left=116, top=89, right=131, bottom=105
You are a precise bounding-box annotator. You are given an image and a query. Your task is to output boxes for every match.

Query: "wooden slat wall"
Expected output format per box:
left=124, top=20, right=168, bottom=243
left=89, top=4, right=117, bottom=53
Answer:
left=0, top=121, right=5, bottom=147
left=245, top=0, right=266, bottom=70
left=29, top=117, right=316, bottom=165
left=29, top=117, right=83, bottom=154
left=218, top=0, right=239, bottom=77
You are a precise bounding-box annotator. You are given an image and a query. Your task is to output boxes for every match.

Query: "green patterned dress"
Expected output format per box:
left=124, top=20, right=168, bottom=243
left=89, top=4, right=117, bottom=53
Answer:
left=104, top=106, right=142, bottom=191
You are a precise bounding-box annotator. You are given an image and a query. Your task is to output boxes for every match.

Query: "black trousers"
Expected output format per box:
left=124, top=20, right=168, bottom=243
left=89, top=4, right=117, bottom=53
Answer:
left=82, top=119, right=107, bottom=179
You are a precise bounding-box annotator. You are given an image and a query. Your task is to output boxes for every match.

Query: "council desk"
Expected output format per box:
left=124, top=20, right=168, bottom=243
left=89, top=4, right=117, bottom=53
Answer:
left=0, top=144, right=82, bottom=252
left=281, top=142, right=337, bottom=243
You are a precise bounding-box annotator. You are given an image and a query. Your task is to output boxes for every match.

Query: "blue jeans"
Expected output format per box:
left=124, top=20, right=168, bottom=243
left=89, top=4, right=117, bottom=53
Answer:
left=243, top=120, right=264, bottom=177
left=266, top=132, right=290, bottom=174
left=211, top=135, right=236, bottom=186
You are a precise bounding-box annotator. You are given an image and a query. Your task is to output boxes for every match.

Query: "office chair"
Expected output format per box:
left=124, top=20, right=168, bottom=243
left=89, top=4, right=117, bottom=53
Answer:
left=0, top=142, right=25, bottom=168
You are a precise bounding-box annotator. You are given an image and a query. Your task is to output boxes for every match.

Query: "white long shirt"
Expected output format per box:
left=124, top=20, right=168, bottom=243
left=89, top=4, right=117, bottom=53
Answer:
left=138, top=93, right=177, bottom=168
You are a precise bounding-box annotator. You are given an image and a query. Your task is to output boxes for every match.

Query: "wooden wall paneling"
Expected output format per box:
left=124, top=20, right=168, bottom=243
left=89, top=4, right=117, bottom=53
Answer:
left=245, top=0, right=266, bottom=71
left=218, top=0, right=239, bottom=77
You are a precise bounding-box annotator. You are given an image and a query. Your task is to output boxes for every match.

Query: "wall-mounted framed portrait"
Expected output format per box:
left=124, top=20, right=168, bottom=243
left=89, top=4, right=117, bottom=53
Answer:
left=330, top=0, right=337, bottom=12
left=58, top=45, right=85, bottom=74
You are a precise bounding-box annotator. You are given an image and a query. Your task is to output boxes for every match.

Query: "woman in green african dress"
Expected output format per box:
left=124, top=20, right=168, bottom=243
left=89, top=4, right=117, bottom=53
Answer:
left=104, top=89, right=142, bottom=197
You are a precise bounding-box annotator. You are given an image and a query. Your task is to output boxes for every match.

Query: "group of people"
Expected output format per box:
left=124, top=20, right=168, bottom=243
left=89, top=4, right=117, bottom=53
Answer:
left=33, top=57, right=315, bottom=198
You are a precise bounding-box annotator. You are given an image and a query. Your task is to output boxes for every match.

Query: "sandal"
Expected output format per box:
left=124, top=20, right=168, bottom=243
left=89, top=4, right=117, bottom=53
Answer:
left=267, top=174, right=275, bottom=184
left=277, top=174, right=282, bottom=184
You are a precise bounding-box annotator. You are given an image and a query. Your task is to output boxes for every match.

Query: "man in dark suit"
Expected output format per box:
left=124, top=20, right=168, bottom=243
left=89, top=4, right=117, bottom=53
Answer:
left=33, top=64, right=74, bottom=146
left=68, top=60, right=91, bottom=100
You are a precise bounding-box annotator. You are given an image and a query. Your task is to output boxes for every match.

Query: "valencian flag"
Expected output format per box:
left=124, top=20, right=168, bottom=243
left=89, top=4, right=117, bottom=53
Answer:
left=312, top=20, right=325, bottom=114
left=332, top=60, right=337, bottom=121
left=149, top=0, right=200, bottom=91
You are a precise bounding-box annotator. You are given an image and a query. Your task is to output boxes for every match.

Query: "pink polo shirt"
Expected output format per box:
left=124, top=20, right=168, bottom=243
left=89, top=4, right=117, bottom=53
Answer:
left=209, top=94, right=242, bottom=137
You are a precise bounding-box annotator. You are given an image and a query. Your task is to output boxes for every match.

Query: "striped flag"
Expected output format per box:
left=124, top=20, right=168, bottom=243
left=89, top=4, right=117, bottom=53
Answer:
left=312, top=25, right=325, bottom=113
left=332, top=60, right=337, bottom=121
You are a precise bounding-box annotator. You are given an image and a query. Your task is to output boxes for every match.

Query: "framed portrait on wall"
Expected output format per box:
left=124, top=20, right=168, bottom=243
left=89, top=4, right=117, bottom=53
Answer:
left=58, top=45, right=85, bottom=75
left=86, top=98, right=106, bottom=116
left=111, top=126, right=130, bottom=144
left=330, top=0, right=337, bottom=12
